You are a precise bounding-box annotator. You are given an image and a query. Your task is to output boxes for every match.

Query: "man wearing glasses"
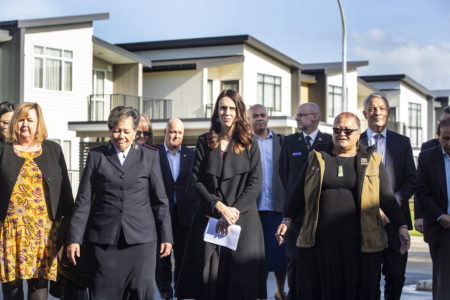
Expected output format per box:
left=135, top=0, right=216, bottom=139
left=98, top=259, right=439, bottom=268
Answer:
left=360, top=92, right=417, bottom=300
left=278, top=102, right=331, bottom=300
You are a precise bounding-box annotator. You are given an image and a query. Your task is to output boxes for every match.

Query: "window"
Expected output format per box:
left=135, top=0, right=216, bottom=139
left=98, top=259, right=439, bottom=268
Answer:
left=34, top=45, right=73, bottom=91
left=388, top=107, right=397, bottom=122
left=221, top=80, right=239, bottom=92
left=408, top=103, right=422, bottom=146
left=327, top=85, right=343, bottom=118
left=205, top=80, right=214, bottom=118
left=257, top=74, right=281, bottom=111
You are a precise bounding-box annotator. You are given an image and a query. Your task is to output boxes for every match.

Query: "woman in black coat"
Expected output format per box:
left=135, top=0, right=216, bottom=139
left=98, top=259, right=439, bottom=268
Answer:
left=175, top=90, right=266, bottom=300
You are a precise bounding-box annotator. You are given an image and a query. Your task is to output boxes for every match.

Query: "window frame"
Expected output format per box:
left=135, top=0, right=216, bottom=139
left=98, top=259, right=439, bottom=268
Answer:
left=327, top=85, right=343, bottom=118
left=33, top=45, right=73, bottom=92
left=408, top=102, right=422, bottom=147
left=257, top=73, right=282, bottom=112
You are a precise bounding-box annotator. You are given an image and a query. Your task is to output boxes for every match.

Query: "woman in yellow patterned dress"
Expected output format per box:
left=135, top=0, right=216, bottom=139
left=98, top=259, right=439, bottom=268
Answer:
left=0, top=103, right=74, bottom=300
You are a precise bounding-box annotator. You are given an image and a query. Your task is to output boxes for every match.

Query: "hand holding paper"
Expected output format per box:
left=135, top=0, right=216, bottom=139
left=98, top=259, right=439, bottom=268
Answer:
left=204, top=217, right=241, bottom=251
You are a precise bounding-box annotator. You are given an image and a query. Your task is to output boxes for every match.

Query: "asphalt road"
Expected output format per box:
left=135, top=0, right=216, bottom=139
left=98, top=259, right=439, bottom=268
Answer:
left=3, top=236, right=432, bottom=300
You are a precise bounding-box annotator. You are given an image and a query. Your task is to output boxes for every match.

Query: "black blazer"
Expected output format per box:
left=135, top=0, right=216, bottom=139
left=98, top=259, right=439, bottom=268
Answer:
left=414, top=138, right=440, bottom=220
left=68, top=143, right=173, bottom=246
left=0, top=140, right=74, bottom=222
left=158, top=145, right=197, bottom=227
left=279, top=131, right=332, bottom=218
left=360, top=129, right=417, bottom=229
left=417, top=145, right=450, bottom=246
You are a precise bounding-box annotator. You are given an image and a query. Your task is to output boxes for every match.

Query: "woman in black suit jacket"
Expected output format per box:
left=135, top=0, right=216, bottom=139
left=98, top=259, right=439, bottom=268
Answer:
left=67, top=106, right=173, bottom=300
left=0, top=102, right=74, bottom=299
left=175, top=90, right=266, bottom=300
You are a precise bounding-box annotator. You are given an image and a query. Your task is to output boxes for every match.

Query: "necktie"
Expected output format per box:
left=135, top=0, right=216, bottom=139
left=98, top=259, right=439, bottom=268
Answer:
left=374, top=133, right=382, bottom=154
left=305, top=136, right=312, bottom=151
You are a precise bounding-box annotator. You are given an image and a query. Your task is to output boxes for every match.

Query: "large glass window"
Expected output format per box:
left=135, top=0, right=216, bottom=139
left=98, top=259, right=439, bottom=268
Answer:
left=408, top=102, right=422, bottom=146
left=257, top=74, right=281, bottom=111
left=34, top=45, right=73, bottom=91
left=327, top=85, right=343, bottom=118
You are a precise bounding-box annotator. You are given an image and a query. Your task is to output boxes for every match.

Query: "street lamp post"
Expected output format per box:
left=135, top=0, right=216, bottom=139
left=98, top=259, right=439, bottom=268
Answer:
left=337, top=0, right=347, bottom=111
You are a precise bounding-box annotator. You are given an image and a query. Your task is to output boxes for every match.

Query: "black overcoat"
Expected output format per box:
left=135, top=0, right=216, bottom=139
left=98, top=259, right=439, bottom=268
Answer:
left=175, top=133, right=266, bottom=300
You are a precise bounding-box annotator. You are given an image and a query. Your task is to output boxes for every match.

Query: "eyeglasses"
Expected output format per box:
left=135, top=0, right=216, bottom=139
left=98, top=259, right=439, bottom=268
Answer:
left=294, top=113, right=316, bottom=118
left=136, top=131, right=150, bottom=137
left=332, top=128, right=359, bottom=136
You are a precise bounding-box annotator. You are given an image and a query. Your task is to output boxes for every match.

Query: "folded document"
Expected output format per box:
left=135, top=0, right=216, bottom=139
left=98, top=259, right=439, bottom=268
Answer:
left=203, top=217, right=241, bottom=251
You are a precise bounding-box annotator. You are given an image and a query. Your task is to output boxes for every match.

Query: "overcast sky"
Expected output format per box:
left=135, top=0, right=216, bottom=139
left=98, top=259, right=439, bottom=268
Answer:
left=1, top=0, right=449, bottom=90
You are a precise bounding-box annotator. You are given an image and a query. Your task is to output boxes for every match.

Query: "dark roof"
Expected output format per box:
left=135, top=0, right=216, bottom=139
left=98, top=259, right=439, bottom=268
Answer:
left=118, top=35, right=251, bottom=51
left=0, top=13, right=108, bottom=29
left=432, top=90, right=450, bottom=98
left=0, top=20, right=18, bottom=28
left=360, top=74, right=434, bottom=99
left=117, top=34, right=303, bottom=69
left=302, top=61, right=368, bottom=75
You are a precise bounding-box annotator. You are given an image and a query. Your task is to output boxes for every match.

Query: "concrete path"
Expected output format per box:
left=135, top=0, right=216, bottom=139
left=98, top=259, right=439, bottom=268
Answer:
left=3, top=236, right=432, bottom=299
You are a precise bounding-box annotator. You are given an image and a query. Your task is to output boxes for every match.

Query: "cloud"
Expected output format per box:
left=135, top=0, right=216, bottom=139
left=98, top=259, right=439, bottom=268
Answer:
left=350, top=29, right=450, bottom=90
left=0, top=0, right=61, bottom=21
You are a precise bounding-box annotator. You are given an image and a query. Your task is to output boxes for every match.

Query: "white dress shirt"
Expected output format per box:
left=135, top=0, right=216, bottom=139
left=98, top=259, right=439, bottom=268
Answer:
left=114, top=145, right=132, bottom=166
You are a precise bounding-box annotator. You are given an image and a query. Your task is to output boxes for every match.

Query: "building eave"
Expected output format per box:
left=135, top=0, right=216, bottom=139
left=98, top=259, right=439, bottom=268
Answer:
left=360, top=74, right=434, bottom=99
left=17, top=12, right=109, bottom=28
left=117, top=34, right=303, bottom=70
left=93, top=36, right=152, bottom=68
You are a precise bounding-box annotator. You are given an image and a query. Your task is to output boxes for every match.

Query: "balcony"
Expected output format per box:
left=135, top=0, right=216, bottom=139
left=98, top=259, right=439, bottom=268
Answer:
left=88, top=94, right=172, bottom=121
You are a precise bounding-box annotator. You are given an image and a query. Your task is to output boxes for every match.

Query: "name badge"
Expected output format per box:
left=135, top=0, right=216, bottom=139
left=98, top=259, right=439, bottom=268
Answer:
left=292, top=152, right=302, bottom=156
left=361, top=158, right=368, bottom=165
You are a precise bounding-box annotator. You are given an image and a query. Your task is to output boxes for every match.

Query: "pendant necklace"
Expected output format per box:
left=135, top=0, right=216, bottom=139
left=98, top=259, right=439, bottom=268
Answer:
left=336, top=155, right=353, bottom=177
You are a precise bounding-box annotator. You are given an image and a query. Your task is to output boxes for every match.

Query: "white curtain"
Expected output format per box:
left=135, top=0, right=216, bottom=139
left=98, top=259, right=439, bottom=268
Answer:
left=45, top=58, right=61, bottom=90
left=34, top=58, right=43, bottom=88
left=64, top=61, right=72, bottom=91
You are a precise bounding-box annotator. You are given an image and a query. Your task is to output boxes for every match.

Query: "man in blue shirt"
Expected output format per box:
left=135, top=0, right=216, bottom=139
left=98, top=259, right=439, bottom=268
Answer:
left=360, top=93, right=417, bottom=300
left=249, top=104, right=286, bottom=300
left=417, top=117, right=450, bottom=300
left=156, top=118, right=197, bottom=300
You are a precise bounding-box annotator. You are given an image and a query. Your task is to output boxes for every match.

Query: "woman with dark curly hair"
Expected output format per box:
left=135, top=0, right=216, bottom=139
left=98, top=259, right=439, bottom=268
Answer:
left=175, top=90, right=266, bottom=300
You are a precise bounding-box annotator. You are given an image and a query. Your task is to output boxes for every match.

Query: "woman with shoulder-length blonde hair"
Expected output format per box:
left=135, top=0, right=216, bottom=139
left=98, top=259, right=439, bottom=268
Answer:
left=0, top=102, right=74, bottom=299
left=176, top=90, right=266, bottom=300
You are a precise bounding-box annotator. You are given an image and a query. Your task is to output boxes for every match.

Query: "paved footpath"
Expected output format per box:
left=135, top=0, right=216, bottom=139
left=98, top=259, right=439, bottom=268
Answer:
left=4, top=236, right=432, bottom=300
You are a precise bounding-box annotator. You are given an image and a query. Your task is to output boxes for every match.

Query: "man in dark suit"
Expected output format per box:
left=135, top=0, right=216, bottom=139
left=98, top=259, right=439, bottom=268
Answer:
left=156, top=118, right=197, bottom=300
left=249, top=104, right=287, bottom=300
left=67, top=106, right=173, bottom=299
left=414, top=106, right=450, bottom=233
left=277, top=102, right=331, bottom=300
left=417, top=117, right=450, bottom=299
left=360, top=93, right=417, bottom=300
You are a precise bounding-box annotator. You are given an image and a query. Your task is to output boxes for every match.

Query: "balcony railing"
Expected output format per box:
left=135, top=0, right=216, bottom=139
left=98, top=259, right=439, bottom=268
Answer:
left=88, top=94, right=172, bottom=121
left=67, top=170, right=80, bottom=196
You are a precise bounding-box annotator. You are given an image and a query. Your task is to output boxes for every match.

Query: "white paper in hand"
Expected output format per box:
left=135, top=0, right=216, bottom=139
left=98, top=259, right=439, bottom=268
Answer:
left=203, top=217, right=241, bottom=251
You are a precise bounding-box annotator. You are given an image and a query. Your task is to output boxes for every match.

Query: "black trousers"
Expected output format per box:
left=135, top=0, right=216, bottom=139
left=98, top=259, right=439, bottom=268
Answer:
left=286, top=223, right=300, bottom=300
left=156, top=207, right=190, bottom=299
left=429, top=239, right=450, bottom=300
left=378, top=224, right=408, bottom=300
left=89, top=233, right=157, bottom=300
